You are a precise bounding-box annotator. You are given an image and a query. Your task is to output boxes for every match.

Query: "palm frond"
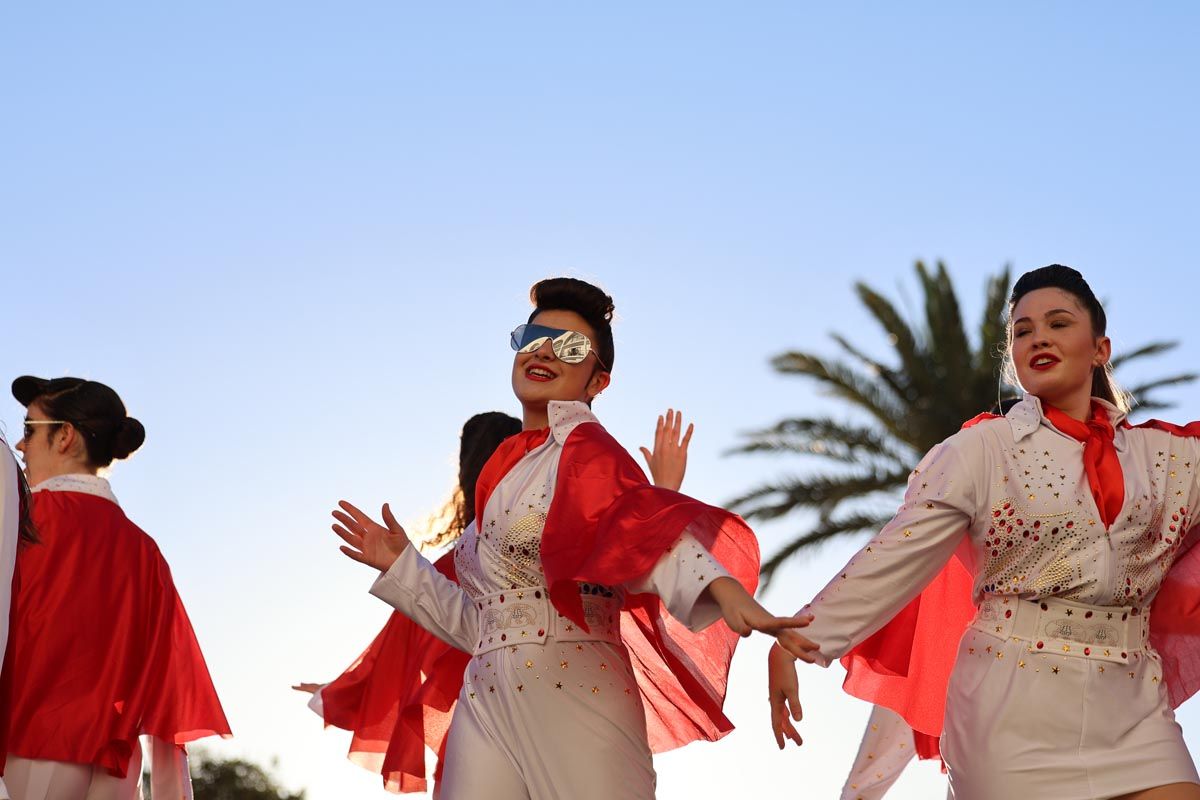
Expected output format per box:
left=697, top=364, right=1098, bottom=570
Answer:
left=770, top=352, right=908, bottom=439
left=729, top=470, right=909, bottom=521
left=1126, top=373, right=1199, bottom=396
left=729, top=416, right=912, bottom=468
left=829, top=333, right=910, bottom=404
left=759, top=512, right=893, bottom=588
left=1110, top=341, right=1179, bottom=371
left=855, top=283, right=928, bottom=390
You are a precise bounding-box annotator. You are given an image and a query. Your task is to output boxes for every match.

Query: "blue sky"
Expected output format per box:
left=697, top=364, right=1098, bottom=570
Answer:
left=5, top=4, right=1200, bottom=797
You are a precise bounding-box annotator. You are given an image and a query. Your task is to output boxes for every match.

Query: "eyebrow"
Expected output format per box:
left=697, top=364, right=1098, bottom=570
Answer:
left=1013, top=308, right=1077, bottom=325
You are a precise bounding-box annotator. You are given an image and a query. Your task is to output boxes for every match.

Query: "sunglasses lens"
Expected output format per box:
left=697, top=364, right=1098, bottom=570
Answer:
left=552, top=331, right=591, bottom=364
left=510, top=325, right=529, bottom=351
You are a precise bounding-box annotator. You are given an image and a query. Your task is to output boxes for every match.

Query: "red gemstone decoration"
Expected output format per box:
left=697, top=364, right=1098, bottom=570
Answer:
left=501, top=634, right=507, bottom=641
left=1037, top=641, right=1044, bottom=649
left=1084, top=647, right=1091, bottom=655
left=537, top=629, right=545, bottom=636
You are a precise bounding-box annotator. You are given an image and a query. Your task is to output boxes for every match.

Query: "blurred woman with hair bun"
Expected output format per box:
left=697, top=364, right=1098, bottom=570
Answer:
left=0, top=376, right=230, bottom=800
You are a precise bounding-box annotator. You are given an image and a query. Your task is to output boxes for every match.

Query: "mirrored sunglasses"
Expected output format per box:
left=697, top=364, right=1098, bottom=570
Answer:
left=510, top=323, right=608, bottom=368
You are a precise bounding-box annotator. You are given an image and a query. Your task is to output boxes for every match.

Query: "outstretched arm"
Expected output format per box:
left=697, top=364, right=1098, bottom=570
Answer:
left=332, top=500, right=478, bottom=651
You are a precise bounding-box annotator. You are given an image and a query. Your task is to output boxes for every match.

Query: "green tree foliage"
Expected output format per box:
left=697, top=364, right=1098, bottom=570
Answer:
left=730, top=262, right=1197, bottom=585
left=143, top=751, right=306, bottom=800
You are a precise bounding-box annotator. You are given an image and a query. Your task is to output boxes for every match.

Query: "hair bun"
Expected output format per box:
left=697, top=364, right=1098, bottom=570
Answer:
left=110, top=417, right=146, bottom=460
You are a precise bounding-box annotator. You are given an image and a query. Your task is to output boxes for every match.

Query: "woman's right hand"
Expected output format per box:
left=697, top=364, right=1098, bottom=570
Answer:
left=291, top=683, right=321, bottom=694
left=332, top=500, right=410, bottom=572
left=768, top=643, right=804, bottom=749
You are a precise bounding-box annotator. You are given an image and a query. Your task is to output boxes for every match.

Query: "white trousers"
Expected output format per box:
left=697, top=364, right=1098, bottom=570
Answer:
left=438, top=639, right=657, bottom=800
left=3, top=745, right=142, bottom=800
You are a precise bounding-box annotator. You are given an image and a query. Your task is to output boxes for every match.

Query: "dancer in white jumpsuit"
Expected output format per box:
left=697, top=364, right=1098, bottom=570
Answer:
left=332, top=277, right=813, bottom=799
left=769, top=265, right=1200, bottom=799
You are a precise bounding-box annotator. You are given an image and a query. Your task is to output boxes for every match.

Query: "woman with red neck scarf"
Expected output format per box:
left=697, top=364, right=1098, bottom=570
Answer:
left=331, top=277, right=815, bottom=799
left=770, top=265, right=1200, bottom=800
left=0, top=377, right=229, bottom=800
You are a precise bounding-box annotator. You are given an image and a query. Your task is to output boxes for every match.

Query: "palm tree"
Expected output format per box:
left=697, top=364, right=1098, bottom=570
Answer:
left=730, top=262, right=1197, bottom=585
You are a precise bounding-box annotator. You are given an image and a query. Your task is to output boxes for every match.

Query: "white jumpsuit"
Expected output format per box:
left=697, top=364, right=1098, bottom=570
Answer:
left=369, top=401, right=731, bottom=800
left=802, top=395, right=1200, bottom=799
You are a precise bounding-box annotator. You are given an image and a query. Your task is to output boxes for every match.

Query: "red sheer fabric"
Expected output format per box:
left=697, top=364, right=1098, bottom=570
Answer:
left=318, top=552, right=468, bottom=794
left=317, top=422, right=760, bottom=791
left=1044, top=402, right=1124, bottom=528
left=838, top=412, right=1200, bottom=763
left=0, top=491, right=230, bottom=778
left=840, top=547, right=975, bottom=758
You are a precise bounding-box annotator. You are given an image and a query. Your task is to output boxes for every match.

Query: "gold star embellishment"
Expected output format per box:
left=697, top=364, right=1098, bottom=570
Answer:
left=1051, top=666, right=1060, bottom=675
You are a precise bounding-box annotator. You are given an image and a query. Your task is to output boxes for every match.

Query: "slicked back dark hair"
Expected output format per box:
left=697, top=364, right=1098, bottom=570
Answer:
left=1005, top=264, right=1130, bottom=413
left=527, top=277, right=616, bottom=374
left=27, top=380, right=146, bottom=467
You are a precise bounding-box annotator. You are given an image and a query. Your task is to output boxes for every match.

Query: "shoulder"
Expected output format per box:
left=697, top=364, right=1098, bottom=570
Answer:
left=1124, top=419, right=1200, bottom=440
left=941, top=413, right=1012, bottom=456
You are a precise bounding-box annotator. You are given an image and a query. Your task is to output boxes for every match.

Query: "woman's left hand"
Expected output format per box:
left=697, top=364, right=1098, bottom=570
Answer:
left=640, top=408, right=694, bottom=491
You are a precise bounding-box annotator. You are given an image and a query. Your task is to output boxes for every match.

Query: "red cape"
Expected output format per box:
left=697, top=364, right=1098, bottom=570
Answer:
left=317, top=421, right=760, bottom=792
left=840, top=416, right=1200, bottom=761
left=0, top=491, right=230, bottom=778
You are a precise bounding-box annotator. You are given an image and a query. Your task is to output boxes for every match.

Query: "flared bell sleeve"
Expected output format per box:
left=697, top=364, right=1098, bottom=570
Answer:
left=370, top=545, right=478, bottom=654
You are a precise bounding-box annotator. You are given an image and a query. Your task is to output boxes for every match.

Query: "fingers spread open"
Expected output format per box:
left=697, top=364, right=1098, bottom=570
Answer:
left=332, top=524, right=362, bottom=549
left=338, top=500, right=375, bottom=527
left=332, top=510, right=361, bottom=533
left=339, top=545, right=369, bottom=564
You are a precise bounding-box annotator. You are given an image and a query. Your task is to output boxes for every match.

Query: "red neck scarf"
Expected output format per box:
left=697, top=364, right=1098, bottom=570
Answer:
left=1043, top=401, right=1124, bottom=528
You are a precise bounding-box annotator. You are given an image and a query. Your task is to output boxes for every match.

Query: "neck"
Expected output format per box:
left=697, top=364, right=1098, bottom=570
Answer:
left=30, top=461, right=97, bottom=486
left=523, top=406, right=549, bottom=431
left=1042, top=390, right=1093, bottom=423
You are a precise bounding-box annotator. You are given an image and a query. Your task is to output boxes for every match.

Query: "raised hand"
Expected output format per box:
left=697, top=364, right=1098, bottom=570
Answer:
left=640, top=408, right=694, bottom=491
left=768, top=643, right=804, bottom=749
left=331, top=500, right=410, bottom=572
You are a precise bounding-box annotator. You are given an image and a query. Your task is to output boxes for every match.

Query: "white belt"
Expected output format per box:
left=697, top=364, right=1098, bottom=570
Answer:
left=472, top=586, right=622, bottom=657
left=972, top=595, right=1149, bottom=665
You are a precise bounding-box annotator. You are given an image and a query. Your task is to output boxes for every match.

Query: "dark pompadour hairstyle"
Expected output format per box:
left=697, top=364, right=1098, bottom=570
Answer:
left=527, top=277, right=616, bottom=373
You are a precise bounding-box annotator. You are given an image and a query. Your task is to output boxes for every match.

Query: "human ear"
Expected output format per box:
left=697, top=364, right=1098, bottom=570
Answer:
left=1094, top=336, right=1112, bottom=367
left=587, top=370, right=611, bottom=400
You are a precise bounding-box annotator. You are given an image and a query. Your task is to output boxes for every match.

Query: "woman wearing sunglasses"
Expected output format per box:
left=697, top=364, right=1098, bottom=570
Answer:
left=769, top=265, right=1200, bottom=800
left=297, top=408, right=695, bottom=793
left=0, top=377, right=230, bottom=800
left=331, top=277, right=815, bottom=799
